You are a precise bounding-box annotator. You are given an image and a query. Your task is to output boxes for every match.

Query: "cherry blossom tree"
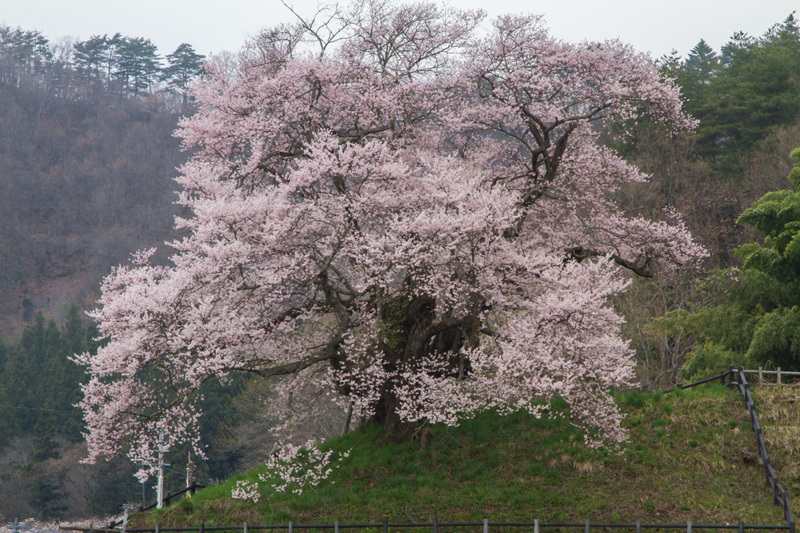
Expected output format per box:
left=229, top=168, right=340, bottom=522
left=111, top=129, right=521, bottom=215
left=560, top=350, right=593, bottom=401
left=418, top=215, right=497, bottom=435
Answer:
left=75, top=0, right=705, bottom=474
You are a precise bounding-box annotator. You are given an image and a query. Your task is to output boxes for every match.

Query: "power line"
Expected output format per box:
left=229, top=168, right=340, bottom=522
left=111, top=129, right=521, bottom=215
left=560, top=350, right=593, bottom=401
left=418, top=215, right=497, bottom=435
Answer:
left=0, top=479, right=143, bottom=489
left=0, top=403, right=79, bottom=414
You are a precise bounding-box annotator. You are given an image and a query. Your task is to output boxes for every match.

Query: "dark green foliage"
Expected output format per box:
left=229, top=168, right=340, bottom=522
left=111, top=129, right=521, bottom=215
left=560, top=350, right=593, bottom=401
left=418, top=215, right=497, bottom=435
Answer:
left=663, top=15, right=800, bottom=176
left=655, top=149, right=800, bottom=380
left=162, top=43, right=205, bottom=111
left=114, top=36, right=162, bottom=95
left=0, top=307, right=91, bottom=444
left=73, top=35, right=113, bottom=85
left=28, top=481, right=68, bottom=520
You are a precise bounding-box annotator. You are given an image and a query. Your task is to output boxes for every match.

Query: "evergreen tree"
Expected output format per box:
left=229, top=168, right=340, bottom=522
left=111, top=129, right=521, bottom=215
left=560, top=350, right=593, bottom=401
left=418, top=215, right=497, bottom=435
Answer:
left=114, top=36, right=161, bottom=95
left=0, top=26, right=52, bottom=85
left=676, top=19, right=800, bottom=174
left=73, top=35, right=110, bottom=86
left=162, top=43, right=205, bottom=111
left=720, top=31, right=755, bottom=66
left=685, top=39, right=719, bottom=79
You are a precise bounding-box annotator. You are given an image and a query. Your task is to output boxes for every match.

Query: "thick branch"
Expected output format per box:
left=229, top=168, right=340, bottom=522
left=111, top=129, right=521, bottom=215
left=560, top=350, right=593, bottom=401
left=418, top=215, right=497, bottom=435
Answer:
left=566, top=246, right=655, bottom=278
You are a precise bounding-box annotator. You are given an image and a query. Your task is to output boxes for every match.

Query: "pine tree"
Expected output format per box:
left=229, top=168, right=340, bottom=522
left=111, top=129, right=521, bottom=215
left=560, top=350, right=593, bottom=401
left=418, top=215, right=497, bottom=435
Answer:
left=114, top=36, right=161, bottom=95
left=73, top=35, right=110, bottom=86
left=162, top=43, right=205, bottom=112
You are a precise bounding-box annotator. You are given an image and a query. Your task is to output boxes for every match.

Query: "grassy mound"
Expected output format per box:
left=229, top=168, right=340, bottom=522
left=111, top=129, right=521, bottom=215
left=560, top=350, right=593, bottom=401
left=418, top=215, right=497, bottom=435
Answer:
left=138, top=385, right=787, bottom=527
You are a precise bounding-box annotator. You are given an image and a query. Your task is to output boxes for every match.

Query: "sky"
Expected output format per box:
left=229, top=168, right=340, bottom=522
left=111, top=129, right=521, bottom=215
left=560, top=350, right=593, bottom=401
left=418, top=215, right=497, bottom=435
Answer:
left=2, top=0, right=798, bottom=61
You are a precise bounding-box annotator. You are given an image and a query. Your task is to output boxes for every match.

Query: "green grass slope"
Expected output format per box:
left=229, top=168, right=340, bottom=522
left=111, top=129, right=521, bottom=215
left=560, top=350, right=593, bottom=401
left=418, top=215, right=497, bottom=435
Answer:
left=139, top=386, right=788, bottom=527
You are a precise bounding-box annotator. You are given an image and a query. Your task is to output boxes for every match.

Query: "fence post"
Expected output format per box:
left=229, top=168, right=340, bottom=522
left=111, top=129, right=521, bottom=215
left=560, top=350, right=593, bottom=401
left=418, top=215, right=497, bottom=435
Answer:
left=198, top=523, right=203, bottom=533
left=687, top=519, right=692, bottom=533
left=288, top=521, right=293, bottom=533
left=243, top=523, right=249, bottom=533
left=738, top=521, right=744, bottom=533
left=335, top=520, right=340, bottom=533
left=433, top=518, right=438, bottom=533
left=155, top=524, right=160, bottom=533
left=759, top=367, right=763, bottom=386
left=585, top=520, right=590, bottom=533
left=635, top=521, right=641, bottom=533
left=778, top=367, right=782, bottom=385
left=382, top=518, right=388, bottom=533
left=534, top=519, right=539, bottom=533
left=484, top=518, right=490, bottom=533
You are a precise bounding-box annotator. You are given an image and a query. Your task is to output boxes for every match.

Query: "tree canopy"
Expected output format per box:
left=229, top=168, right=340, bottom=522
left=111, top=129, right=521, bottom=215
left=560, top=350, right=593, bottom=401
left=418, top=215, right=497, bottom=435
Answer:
left=75, top=0, right=704, bottom=476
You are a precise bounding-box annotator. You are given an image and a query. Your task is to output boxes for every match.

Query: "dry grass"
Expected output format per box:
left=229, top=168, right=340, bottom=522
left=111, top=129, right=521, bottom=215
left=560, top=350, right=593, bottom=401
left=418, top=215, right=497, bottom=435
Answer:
left=752, top=385, right=800, bottom=498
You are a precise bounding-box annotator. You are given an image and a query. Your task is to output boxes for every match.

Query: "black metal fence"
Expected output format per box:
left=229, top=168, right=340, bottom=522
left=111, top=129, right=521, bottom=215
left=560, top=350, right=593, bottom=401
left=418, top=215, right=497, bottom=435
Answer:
left=671, top=367, right=794, bottom=533
left=72, top=519, right=795, bottom=533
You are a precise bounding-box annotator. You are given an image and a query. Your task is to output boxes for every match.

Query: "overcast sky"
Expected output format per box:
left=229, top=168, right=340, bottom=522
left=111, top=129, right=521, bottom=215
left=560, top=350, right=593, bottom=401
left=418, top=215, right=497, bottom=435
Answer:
left=2, top=0, right=798, bottom=61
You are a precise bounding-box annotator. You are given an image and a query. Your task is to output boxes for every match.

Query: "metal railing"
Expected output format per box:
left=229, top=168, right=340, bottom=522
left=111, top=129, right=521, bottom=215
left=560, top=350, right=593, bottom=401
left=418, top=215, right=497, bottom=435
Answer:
left=104, top=484, right=207, bottom=529
left=63, top=519, right=794, bottom=533
left=670, top=367, right=795, bottom=533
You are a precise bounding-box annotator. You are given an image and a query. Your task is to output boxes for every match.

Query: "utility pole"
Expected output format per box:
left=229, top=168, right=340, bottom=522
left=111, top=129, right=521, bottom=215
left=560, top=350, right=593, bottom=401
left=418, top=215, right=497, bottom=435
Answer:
left=157, top=431, right=165, bottom=509
left=186, top=450, right=195, bottom=497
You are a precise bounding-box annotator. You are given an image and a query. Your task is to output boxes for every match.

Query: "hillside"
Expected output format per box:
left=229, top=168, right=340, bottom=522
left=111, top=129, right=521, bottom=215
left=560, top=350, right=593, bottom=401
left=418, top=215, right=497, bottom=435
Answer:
left=0, top=76, right=184, bottom=340
left=133, top=385, right=792, bottom=528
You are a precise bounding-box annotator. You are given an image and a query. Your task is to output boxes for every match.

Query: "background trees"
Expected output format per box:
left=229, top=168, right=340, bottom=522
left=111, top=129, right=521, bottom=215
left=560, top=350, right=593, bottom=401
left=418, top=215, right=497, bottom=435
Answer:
left=651, top=148, right=800, bottom=380
left=661, top=14, right=800, bottom=175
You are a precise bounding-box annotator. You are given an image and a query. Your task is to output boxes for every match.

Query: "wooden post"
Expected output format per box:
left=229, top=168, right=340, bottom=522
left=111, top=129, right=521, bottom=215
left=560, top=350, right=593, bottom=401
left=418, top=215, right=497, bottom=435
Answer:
left=342, top=400, right=353, bottom=436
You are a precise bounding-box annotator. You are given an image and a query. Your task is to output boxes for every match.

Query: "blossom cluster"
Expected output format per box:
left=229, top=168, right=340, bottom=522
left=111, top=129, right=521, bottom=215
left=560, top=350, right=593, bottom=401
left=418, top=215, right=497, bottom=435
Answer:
left=231, top=441, right=350, bottom=501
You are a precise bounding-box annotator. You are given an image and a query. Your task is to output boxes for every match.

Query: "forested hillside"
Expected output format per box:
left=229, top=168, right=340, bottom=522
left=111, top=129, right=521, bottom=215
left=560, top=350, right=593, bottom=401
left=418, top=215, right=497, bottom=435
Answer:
left=0, top=28, right=203, bottom=338
left=0, top=27, right=209, bottom=521
left=1, top=10, right=800, bottom=523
